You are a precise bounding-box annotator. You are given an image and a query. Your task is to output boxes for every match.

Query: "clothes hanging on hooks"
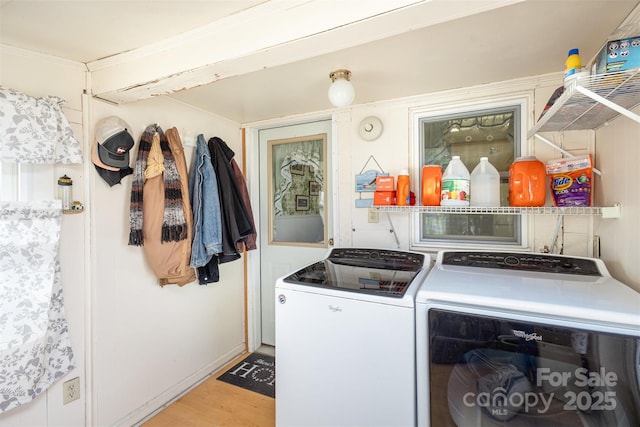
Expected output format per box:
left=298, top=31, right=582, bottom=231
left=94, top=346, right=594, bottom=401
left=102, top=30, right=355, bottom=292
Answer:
left=187, top=135, right=257, bottom=285
left=189, top=134, right=222, bottom=269
left=126, top=123, right=257, bottom=286
left=230, top=158, right=257, bottom=251
left=128, top=124, right=195, bottom=286
left=189, top=134, right=223, bottom=285
left=207, top=136, right=256, bottom=262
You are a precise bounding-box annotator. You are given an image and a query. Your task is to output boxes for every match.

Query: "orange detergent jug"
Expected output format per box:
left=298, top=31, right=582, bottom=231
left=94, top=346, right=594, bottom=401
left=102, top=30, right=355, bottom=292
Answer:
left=509, top=157, right=546, bottom=207
left=421, top=165, right=441, bottom=206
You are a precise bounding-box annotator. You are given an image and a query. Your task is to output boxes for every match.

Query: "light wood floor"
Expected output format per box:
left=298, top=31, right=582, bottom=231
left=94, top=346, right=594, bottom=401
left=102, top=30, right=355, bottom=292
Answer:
left=142, top=352, right=276, bottom=427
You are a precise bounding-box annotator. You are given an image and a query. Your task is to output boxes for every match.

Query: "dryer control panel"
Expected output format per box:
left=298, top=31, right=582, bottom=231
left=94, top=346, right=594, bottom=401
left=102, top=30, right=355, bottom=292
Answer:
left=442, top=251, right=601, bottom=276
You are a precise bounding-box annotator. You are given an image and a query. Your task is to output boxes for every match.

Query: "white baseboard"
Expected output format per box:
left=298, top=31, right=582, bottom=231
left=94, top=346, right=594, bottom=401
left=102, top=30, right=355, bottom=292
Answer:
left=117, top=344, right=246, bottom=427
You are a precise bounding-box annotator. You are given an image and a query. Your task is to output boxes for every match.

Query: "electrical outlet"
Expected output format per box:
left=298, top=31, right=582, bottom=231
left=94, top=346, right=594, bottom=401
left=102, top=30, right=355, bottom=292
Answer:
left=368, top=208, right=379, bottom=223
left=63, top=377, right=80, bottom=405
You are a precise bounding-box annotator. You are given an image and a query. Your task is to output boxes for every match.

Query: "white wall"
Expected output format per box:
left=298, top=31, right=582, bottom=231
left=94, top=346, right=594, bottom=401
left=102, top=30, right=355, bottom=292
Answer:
left=89, top=97, right=245, bottom=426
left=1, top=46, right=88, bottom=427
left=594, top=105, right=640, bottom=292
left=2, top=38, right=638, bottom=427
left=331, top=75, right=599, bottom=258
left=327, top=73, right=639, bottom=293
left=1, top=46, right=248, bottom=427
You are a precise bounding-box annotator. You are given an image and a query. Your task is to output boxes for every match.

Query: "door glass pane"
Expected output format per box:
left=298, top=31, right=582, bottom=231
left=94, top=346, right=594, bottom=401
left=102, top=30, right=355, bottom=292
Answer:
left=420, top=106, right=521, bottom=245
left=268, top=133, right=327, bottom=246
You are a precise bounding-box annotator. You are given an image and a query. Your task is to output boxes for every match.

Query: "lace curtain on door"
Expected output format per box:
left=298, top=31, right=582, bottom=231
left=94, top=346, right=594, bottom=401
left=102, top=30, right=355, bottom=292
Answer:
left=273, top=138, right=323, bottom=216
left=0, top=200, right=75, bottom=413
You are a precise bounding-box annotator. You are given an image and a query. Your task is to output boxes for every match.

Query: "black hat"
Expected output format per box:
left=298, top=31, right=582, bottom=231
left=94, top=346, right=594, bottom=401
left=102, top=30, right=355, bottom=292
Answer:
left=94, top=164, right=133, bottom=187
left=95, top=116, right=134, bottom=169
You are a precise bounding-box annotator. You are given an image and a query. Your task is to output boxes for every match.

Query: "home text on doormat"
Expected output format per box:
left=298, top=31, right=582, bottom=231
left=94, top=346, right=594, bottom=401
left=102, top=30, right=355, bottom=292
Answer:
left=217, top=353, right=275, bottom=398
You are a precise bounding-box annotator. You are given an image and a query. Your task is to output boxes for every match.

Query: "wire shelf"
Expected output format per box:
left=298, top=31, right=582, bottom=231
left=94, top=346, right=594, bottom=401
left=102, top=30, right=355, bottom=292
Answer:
left=529, top=68, right=640, bottom=137
left=372, top=205, right=621, bottom=217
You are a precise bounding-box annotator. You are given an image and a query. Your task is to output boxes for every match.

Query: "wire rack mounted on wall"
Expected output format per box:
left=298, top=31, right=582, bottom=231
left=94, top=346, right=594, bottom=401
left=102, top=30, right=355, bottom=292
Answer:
left=372, top=204, right=621, bottom=218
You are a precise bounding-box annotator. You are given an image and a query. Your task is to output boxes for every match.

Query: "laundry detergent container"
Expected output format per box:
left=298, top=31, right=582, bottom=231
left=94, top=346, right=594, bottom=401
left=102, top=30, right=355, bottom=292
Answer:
left=509, top=157, right=546, bottom=207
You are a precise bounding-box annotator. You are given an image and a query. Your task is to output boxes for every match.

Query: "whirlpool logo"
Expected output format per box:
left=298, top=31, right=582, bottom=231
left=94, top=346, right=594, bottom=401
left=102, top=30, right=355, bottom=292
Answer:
left=512, top=329, right=543, bottom=341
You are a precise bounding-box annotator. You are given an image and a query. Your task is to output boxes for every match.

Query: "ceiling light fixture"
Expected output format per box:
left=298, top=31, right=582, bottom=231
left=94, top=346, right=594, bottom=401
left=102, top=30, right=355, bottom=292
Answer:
left=328, top=69, right=355, bottom=108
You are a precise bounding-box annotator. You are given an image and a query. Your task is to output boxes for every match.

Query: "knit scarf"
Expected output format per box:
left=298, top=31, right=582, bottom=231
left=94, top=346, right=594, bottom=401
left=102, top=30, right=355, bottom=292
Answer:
left=128, top=124, right=187, bottom=246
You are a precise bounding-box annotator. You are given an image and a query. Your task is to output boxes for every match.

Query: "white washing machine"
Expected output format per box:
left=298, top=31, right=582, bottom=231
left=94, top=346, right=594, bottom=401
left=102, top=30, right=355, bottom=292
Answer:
left=416, top=250, right=640, bottom=426
left=275, top=247, right=432, bottom=427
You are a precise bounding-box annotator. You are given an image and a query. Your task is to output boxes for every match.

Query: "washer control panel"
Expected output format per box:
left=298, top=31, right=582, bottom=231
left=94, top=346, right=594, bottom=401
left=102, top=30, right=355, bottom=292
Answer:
left=441, top=251, right=601, bottom=276
left=329, top=248, right=425, bottom=271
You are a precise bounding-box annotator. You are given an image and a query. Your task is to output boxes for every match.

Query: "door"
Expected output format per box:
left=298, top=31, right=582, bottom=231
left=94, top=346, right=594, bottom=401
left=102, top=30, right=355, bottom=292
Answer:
left=259, top=119, right=333, bottom=345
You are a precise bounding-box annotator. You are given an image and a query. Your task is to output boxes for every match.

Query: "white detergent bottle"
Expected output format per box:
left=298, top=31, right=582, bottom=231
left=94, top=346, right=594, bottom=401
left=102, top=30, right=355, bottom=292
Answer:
left=441, top=156, right=470, bottom=206
left=470, top=157, right=501, bottom=207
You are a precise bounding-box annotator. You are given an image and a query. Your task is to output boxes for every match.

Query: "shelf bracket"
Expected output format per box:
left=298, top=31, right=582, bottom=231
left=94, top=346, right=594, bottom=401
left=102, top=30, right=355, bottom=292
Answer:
left=534, top=134, right=602, bottom=176
left=575, top=85, right=640, bottom=125
left=386, top=212, right=400, bottom=249
left=549, top=212, right=564, bottom=254
left=601, top=202, right=621, bottom=219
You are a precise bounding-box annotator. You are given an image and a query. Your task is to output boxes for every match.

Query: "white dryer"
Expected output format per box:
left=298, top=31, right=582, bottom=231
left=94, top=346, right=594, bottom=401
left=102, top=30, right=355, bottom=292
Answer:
left=275, top=247, right=432, bottom=427
left=416, top=250, right=640, bottom=426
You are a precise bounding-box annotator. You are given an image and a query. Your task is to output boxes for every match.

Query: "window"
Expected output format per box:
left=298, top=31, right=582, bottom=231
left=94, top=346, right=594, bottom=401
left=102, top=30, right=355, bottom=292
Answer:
left=1, top=162, right=29, bottom=201
left=1, top=162, right=46, bottom=202
left=412, top=96, right=529, bottom=249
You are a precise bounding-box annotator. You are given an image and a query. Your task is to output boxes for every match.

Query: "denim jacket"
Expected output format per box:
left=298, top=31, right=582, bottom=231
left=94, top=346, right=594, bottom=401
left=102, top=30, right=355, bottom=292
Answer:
left=189, top=134, right=222, bottom=267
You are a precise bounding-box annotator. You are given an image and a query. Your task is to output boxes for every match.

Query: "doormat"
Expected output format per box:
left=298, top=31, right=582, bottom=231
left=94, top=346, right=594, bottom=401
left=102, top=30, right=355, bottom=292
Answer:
left=216, top=353, right=275, bottom=398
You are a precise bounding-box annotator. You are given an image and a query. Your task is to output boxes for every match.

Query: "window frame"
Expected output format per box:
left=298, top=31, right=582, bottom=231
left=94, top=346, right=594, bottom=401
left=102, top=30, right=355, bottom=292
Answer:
left=1, top=162, right=34, bottom=201
left=1, top=162, right=56, bottom=202
left=410, top=93, right=533, bottom=251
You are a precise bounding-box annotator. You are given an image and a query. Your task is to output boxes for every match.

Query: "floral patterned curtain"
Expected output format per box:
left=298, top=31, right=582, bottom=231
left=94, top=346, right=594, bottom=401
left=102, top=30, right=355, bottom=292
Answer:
left=0, top=86, right=83, bottom=164
left=0, top=200, right=75, bottom=413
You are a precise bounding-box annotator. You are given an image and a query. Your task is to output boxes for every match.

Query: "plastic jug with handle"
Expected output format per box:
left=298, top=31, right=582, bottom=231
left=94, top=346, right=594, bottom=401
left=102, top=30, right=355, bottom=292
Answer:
left=421, top=165, right=441, bottom=206
left=509, top=157, right=546, bottom=207
left=441, top=156, right=470, bottom=206
left=470, top=157, right=500, bottom=207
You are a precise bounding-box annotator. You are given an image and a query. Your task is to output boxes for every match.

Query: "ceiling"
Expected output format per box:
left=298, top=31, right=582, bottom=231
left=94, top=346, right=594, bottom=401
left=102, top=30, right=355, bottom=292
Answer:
left=1, top=0, right=639, bottom=124
left=0, top=0, right=267, bottom=62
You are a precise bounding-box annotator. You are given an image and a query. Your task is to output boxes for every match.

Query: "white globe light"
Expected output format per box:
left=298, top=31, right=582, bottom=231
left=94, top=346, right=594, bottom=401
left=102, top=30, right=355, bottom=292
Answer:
left=328, top=70, right=355, bottom=108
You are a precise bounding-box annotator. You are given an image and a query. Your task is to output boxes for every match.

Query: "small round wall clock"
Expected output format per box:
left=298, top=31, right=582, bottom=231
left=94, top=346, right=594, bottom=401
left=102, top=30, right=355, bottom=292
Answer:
left=358, top=116, right=383, bottom=141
